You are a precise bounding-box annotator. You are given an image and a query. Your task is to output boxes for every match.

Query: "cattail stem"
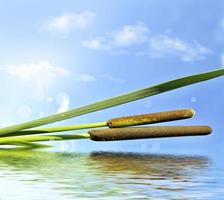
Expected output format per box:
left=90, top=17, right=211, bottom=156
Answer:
left=0, top=68, right=222, bottom=136
left=0, top=126, right=212, bottom=145
left=1, top=109, right=195, bottom=138
left=1, top=122, right=107, bottom=137
left=0, top=141, right=52, bottom=148
left=0, top=133, right=90, bottom=145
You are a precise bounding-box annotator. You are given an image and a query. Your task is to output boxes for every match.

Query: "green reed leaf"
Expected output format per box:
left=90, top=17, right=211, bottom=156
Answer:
left=0, top=68, right=223, bottom=136
left=0, top=133, right=90, bottom=145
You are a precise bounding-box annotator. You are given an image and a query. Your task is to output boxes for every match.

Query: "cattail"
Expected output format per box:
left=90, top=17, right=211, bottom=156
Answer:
left=89, top=126, right=212, bottom=141
left=0, top=68, right=222, bottom=136
left=0, top=126, right=212, bottom=145
left=2, top=109, right=195, bottom=137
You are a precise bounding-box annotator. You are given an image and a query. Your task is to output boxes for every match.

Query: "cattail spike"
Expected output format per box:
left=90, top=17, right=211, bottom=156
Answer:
left=89, top=126, right=212, bottom=141
left=107, top=109, right=195, bottom=128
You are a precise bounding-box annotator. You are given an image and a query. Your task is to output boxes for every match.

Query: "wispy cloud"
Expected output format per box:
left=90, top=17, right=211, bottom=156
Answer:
left=106, top=76, right=126, bottom=84
left=148, top=35, right=212, bottom=62
left=0, top=61, right=70, bottom=101
left=82, top=22, right=211, bottom=62
left=0, top=61, right=97, bottom=87
left=41, top=11, right=95, bottom=34
left=82, top=22, right=150, bottom=50
left=0, top=61, right=70, bottom=84
left=74, top=74, right=96, bottom=82
left=109, top=22, right=150, bottom=47
left=56, top=93, right=70, bottom=113
left=82, top=37, right=110, bottom=50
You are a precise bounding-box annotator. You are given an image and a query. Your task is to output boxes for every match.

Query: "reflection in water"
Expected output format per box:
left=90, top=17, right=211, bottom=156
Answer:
left=0, top=148, right=223, bottom=200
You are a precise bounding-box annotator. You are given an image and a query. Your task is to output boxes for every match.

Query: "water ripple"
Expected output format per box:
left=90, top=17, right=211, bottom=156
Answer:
left=0, top=148, right=223, bottom=199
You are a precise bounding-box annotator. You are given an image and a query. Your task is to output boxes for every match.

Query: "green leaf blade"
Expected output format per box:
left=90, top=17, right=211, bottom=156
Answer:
left=0, top=68, right=223, bottom=136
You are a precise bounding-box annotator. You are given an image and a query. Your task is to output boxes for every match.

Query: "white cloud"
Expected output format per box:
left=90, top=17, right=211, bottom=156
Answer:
left=56, top=93, right=70, bottom=113
left=74, top=74, right=96, bottom=82
left=41, top=11, right=95, bottom=34
left=110, top=22, right=150, bottom=47
left=0, top=61, right=97, bottom=85
left=149, top=35, right=212, bottom=62
left=0, top=61, right=70, bottom=84
left=0, top=61, right=70, bottom=101
left=82, top=38, right=110, bottom=50
left=107, top=76, right=125, bottom=84
left=82, top=22, right=150, bottom=51
left=82, top=22, right=211, bottom=62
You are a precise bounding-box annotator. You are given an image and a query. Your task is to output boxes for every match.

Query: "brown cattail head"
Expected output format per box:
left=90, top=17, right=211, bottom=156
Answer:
left=89, top=126, right=212, bottom=141
left=107, top=109, right=195, bottom=128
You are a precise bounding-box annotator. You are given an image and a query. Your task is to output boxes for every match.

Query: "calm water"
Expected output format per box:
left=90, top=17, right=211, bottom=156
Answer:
left=0, top=148, right=223, bottom=200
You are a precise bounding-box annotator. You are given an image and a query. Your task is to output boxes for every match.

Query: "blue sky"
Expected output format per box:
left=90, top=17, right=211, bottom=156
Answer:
left=0, top=0, right=223, bottom=155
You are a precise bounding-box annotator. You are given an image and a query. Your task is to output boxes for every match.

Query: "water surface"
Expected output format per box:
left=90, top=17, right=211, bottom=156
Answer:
left=0, top=148, right=223, bottom=199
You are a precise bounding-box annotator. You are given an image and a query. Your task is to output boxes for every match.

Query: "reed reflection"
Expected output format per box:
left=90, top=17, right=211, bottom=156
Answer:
left=0, top=148, right=212, bottom=199
left=88, top=151, right=210, bottom=181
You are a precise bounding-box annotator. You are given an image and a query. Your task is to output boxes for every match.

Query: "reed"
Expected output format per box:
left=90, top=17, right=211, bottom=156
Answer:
left=6, top=141, right=51, bottom=148
left=0, top=68, right=223, bottom=137
left=0, top=133, right=90, bottom=145
left=89, top=126, right=212, bottom=141
left=0, top=126, right=212, bottom=145
left=2, top=109, right=195, bottom=137
left=0, top=141, right=52, bottom=148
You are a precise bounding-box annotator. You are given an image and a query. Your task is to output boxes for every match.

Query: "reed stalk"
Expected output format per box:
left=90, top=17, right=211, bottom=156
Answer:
left=0, top=133, right=90, bottom=145
left=2, top=109, right=194, bottom=137
left=9, top=142, right=51, bottom=147
left=2, top=122, right=107, bottom=137
left=0, top=68, right=223, bottom=137
left=0, top=126, right=212, bottom=145
left=0, top=141, right=52, bottom=148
